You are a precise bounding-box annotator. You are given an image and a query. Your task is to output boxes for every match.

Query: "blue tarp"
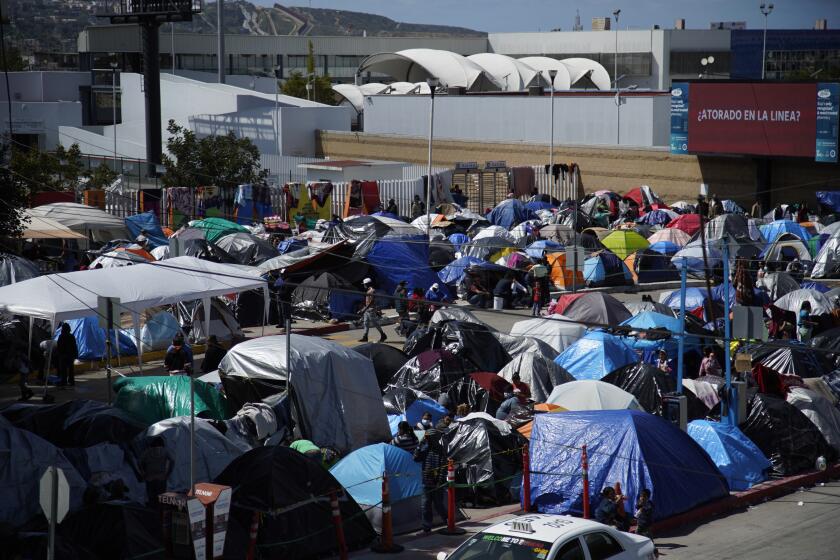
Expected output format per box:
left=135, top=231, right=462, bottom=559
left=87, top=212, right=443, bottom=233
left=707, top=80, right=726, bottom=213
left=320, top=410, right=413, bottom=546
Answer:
left=330, top=443, right=422, bottom=506
left=367, top=235, right=450, bottom=299
left=583, top=253, right=632, bottom=287
left=447, top=233, right=470, bottom=252
left=438, top=256, right=506, bottom=285
left=140, top=311, right=183, bottom=352
left=800, top=280, right=831, bottom=293
left=486, top=199, right=533, bottom=229
left=525, top=200, right=554, bottom=212
left=387, top=397, right=448, bottom=436
left=687, top=420, right=770, bottom=491
left=57, top=317, right=137, bottom=360
left=648, top=241, right=680, bottom=256
left=760, top=220, right=811, bottom=243
left=554, top=331, right=639, bottom=380
left=526, top=240, right=564, bottom=259
left=638, top=210, right=673, bottom=226
left=530, top=410, right=729, bottom=520
left=278, top=238, right=308, bottom=254
left=124, top=212, right=167, bottom=249
left=620, top=312, right=703, bottom=362
left=816, top=191, right=840, bottom=213
left=661, top=287, right=708, bottom=312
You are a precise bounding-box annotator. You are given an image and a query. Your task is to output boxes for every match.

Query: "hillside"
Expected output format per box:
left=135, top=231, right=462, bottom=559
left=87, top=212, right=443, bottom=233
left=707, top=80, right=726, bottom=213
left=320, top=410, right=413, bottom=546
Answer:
left=5, top=0, right=485, bottom=55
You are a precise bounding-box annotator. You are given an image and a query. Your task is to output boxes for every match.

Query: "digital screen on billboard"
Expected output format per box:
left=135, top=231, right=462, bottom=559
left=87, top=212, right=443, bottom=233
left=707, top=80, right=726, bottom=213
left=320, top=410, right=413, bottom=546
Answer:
left=670, top=82, right=839, bottom=162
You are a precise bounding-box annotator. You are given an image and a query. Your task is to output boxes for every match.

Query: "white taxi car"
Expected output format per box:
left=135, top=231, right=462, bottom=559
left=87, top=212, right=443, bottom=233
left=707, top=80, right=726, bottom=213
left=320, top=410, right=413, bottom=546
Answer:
left=437, top=514, right=656, bottom=560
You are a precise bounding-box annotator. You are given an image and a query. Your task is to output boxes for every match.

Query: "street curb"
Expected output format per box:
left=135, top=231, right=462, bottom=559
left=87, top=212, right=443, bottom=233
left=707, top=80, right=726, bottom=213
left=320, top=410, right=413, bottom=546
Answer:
left=651, top=463, right=840, bottom=534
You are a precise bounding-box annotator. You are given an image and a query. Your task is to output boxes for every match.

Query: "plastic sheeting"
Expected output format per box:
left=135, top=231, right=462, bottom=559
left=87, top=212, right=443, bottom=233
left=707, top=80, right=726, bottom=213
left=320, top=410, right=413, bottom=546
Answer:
left=812, top=236, right=840, bottom=279
left=486, top=199, right=533, bottom=229
left=509, top=315, right=585, bottom=354
left=0, top=253, right=39, bottom=287
left=443, top=415, right=526, bottom=505
left=352, top=342, right=409, bottom=389
left=124, top=211, right=168, bottom=248
left=439, top=321, right=511, bottom=372
left=59, top=316, right=137, bottom=360
left=748, top=342, right=829, bottom=378
left=529, top=410, right=729, bottom=520
left=602, top=363, right=706, bottom=419
left=383, top=387, right=448, bottom=431
left=331, top=443, right=423, bottom=534
left=215, top=232, right=279, bottom=266
left=739, top=393, right=832, bottom=477
left=774, top=288, right=833, bottom=315
left=219, top=334, right=391, bottom=453
left=546, top=380, right=643, bottom=411
left=554, top=331, right=639, bottom=381
left=786, top=387, right=840, bottom=454
left=215, top=445, right=376, bottom=559
left=113, top=376, right=231, bottom=425
left=687, top=420, right=770, bottom=491
left=498, top=354, right=575, bottom=403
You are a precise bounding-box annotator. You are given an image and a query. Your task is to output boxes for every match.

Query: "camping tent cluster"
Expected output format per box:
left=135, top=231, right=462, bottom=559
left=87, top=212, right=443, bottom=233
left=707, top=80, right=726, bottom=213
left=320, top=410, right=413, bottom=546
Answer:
left=3, top=187, right=840, bottom=555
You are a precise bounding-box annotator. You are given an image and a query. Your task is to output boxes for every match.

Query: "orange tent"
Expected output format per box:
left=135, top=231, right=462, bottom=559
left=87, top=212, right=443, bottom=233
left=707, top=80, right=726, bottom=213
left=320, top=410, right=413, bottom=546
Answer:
left=120, top=247, right=155, bottom=261
left=516, top=403, right=566, bottom=439
left=546, top=253, right=584, bottom=290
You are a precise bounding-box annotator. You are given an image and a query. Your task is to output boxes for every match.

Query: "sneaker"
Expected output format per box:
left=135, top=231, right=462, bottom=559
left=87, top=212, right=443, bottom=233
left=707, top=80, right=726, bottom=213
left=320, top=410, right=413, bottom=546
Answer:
left=358, top=336, right=368, bottom=342
left=379, top=334, right=387, bottom=343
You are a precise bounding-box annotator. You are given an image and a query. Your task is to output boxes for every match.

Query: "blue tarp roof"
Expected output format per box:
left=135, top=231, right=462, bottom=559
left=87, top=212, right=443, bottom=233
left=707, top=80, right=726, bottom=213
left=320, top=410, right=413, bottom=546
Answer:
left=330, top=443, right=422, bottom=506
left=661, top=287, right=708, bottom=311
left=367, top=235, right=450, bottom=298
left=638, top=209, right=673, bottom=226
left=530, top=410, right=729, bottom=520
left=816, top=191, right=840, bottom=213
left=447, top=233, right=470, bottom=252
left=620, top=311, right=703, bottom=361
left=687, top=420, right=770, bottom=491
left=554, top=331, right=639, bottom=380
left=124, top=212, right=168, bottom=249
left=648, top=241, right=680, bottom=256
left=438, top=256, right=506, bottom=285
left=526, top=240, right=564, bottom=259
left=760, top=220, right=811, bottom=243
left=57, top=316, right=137, bottom=360
left=486, top=199, right=533, bottom=229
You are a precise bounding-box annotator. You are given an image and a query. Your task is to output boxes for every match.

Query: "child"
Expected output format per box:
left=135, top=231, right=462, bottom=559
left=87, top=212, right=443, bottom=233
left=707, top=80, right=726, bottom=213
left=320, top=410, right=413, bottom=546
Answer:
left=635, top=488, right=654, bottom=537
left=531, top=275, right=543, bottom=317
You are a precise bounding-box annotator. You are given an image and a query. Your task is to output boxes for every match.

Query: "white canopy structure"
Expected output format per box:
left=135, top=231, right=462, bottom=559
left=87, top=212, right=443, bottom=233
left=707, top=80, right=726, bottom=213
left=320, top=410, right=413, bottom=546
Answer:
left=19, top=210, right=86, bottom=239
left=466, top=53, right=546, bottom=92
left=516, top=56, right=573, bottom=90
left=28, top=203, right=127, bottom=235
left=560, top=57, right=612, bottom=90
left=509, top=315, right=586, bottom=353
left=386, top=81, right=429, bottom=94
left=332, top=82, right=389, bottom=113
left=547, top=380, right=644, bottom=411
left=358, top=49, right=503, bottom=91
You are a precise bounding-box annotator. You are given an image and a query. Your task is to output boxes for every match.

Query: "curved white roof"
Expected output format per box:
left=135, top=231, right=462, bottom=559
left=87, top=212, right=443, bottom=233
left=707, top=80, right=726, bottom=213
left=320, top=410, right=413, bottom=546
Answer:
left=358, top=48, right=502, bottom=91
left=560, top=57, right=612, bottom=90
left=516, top=57, right=572, bottom=90
left=332, top=82, right=389, bottom=112
left=385, top=81, right=429, bottom=94
left=466, top=53, right=546, bottom=92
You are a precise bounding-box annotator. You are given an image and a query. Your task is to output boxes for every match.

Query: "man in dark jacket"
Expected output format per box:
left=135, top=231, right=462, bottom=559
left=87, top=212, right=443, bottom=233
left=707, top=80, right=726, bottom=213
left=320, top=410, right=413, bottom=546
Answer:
left=413, top=429, right=449, bottom=532
left=201, top=335, right=227, bottom=374
left=164, top=336, right=190, bottom=373
left=56, top=323, right=78, bottom=387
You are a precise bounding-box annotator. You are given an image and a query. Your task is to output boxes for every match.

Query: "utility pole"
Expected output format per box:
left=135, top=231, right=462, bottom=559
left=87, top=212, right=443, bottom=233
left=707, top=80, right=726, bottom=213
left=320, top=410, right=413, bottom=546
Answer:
left=760, top=3, right=774, bottom=80
left=425, top=77, right=439, bottom=242
left=218, top=0, right=225, bottom=83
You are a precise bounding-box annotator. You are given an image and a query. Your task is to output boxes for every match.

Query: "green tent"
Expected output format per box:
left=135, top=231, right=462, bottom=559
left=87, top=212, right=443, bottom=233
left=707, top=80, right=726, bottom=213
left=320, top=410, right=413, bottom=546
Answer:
left=192, top=217, right=249, bottom=244
left=601, top=230, right=650, bottom=261
left=113, top=376, right=231, bottom=425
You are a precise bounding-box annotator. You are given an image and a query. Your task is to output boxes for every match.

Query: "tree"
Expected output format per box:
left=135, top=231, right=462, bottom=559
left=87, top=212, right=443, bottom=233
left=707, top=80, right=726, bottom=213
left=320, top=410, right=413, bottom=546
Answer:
left=0, top=46, right=28, bottom=71
left=280, top=39, right=335, bottom=104
left=160, top=120, right=269, bottom=189
left=10, top=142, right=84, bottom=193
left=0, top=142, right=30, bottom=238
left=86, top=163, right=118, bottom=190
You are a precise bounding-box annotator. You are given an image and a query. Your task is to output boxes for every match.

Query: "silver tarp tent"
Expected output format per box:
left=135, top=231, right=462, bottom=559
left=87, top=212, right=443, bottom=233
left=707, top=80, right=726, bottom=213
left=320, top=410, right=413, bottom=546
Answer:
left=498, top=353, right=574, bottom=402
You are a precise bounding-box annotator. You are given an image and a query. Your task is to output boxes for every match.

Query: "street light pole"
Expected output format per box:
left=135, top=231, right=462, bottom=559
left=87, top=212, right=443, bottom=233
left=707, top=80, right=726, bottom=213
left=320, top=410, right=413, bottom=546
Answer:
left=547, top=69, right=557, bottom=190
left=425, top=77, right=439, bottom=243
left=109, top=58, right=119, bottom=171
left=760, top=3, right=774, bottom=80
left=613, top=9, right=621, bottom=145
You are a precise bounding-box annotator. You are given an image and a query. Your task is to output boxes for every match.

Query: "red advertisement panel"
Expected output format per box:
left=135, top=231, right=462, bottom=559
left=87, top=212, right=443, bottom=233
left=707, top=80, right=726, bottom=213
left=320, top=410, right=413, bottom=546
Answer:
left=688, top=83, right=817, bottom=157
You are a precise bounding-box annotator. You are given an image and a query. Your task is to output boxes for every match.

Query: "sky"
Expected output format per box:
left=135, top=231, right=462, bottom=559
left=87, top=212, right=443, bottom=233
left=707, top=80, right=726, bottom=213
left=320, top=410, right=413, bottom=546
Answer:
left=250, top=0, right=840, bottom=33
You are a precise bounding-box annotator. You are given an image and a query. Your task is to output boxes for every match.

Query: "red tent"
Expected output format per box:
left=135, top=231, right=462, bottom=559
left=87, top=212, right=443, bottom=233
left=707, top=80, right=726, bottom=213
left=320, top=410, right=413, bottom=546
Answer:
left=469, top=372, right=514, bottom=402
left=666, top=214, right=704, bottom=236
left=623, top=186, right=668, bottom=212
left=547, top=292, right=587, bottom=315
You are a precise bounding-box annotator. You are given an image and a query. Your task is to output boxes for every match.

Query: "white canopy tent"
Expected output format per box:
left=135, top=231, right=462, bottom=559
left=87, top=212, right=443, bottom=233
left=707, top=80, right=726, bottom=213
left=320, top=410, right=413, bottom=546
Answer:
left=358, top=49, right=503, bottom=91
left=466, top=53, right=547, bottom=92
left=0, top=256, right=268, bottom=366
left=28, top=203, right=128, bottom=241
left=332, top=82, right=389, bottom=113
left=515, top=56, right=573, bottom=90
left=546, top=380, right=644, bottom=411
left=19, top=210, right=86, bottom=240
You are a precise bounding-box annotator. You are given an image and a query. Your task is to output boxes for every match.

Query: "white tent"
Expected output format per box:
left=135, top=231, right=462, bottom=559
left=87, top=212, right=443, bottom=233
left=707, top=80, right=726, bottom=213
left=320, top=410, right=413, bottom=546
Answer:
left=811, top=235, right=840, bottom=279
left=546, top=380, right=643, bottom=411
left=510, top=314, right=585, bottom=353
left=467, top=53, right=546, bottom=92
left=358, top=49, right=503, bottom=91
left=28, top=203, right=128, bottom=240
left=787, top=387, right=840, bottom=454
left=19, top=210, right=86, bottom=239
left=774, top=288, right=833, bottom=315
left=559, top=57, right=612, bottom=90
left=89, top=249, right=152, bottom=268
left=516, top=56, right=573, bottom=90
left=332, top=82, right=389, bottom=113
left=473, top=225, right=515, bottom=244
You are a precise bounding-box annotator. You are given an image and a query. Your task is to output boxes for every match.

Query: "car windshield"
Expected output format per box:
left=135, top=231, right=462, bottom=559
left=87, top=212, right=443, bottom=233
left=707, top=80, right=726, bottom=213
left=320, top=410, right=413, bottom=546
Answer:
left=447, top=533, right=553, bottom=560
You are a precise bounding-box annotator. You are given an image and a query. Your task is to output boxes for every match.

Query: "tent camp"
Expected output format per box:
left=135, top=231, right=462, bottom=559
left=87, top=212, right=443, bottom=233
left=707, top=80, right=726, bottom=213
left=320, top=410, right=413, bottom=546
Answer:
left=352, top=342, right=409, bottom=389
left=214, top=232, right=279, bottom=265
left=602, top=363, right=705, bottom=418
left=687, top=420, right=770, bottom=491
left=330, top=443, right=423, bottom=534
left=218, top=334, right=391, bottom=453
left=558, top=292, right=631, bottom=325
left=600, top=230, right=649, bottom=260
left=509, top=315, right=585, bottom=354
left=812, top=235, right=840, bottom=279
left=553, top=331, right=639, bottom=381
left=29, top=202, right=128, bottom=241
left=529, top=411, right=729, bottom=520
left=546, top=380, right=643, bottom=411
left=583, top=251, right=633, bottom=287
left=498, top=353, right=575, bottom=403
left=760, top=219, right=811, bottom=243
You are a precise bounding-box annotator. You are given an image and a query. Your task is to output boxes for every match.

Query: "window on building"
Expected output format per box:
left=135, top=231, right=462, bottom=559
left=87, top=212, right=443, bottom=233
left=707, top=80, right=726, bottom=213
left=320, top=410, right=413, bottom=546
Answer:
left=601, top=52, right=652, bottom=77
left=669, top=51, right=731, bottom=76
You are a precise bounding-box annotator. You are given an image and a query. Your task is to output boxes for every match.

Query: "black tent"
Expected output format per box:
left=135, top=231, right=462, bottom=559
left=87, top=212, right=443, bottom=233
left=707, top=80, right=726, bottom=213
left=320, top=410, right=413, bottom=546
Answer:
left=214, top=446, right=376, bottom=559
left=811, top=327, right=840, bottom=371
left=1, top=400, right=146, bottom=447
left=58, top=502, right=163, bottom=560
left=429, top=238, right=456, bottom=269
left=352, top=343, right=408, bottom=390
left=399, top=321, right=511, bottom=373
left=601, top=363, right=708, bottom=420
left=747, top=343, right=829, bottom=378
left=740, top=393, right=833, bottom=477
left=291, top=272, right=363, bottom=321
left=629, top=249, right=679, bottom=284
left=443, top=416, right=525, bottom=506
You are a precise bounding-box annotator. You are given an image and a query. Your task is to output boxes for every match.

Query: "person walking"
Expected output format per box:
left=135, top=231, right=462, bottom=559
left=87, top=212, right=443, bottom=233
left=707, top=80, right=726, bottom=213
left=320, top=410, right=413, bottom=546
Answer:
left=410, top=195, right=425, bottom=220
left=200, top=335, right=227, bottom=374
left=413, top=429, right=449, bottom=533
left=56, top=323, right=78, bottom=388
left=390, top=421, right=419, bottom=453
left=359, top=278, right=386, bottom=343
left=139, top=437, right=171, bottom=506
left=393, top=280, right=409, bottom=335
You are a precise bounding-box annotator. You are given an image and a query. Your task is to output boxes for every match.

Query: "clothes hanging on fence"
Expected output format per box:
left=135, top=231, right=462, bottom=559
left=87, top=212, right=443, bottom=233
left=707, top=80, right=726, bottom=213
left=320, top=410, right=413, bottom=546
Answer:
left=308, top=182, right=333, bottom=208
left=284, top=183, right=302, bottom=210
left=167, top=187, right=195, bottom=228
left=234, top=184, right=273, bottom=225
left=510, top=166, right=535, bottom=197
left=200, top=186, right=225, bottom=218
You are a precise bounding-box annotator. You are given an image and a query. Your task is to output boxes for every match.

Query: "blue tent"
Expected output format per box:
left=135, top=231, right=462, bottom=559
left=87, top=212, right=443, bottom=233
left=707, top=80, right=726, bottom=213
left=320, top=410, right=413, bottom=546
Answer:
left=816, top=191, right=840, bottom=213
left=583, top=252, right=632, bottom=287
left=371, top=211, right=400, bottom=220
left=124, top=212, right=167, bottom=249
left=529, top=410, right=729, bottom=520
left=800, top=280, right=831, bottom=293
left=687, top=420, right=771, bottom=491
left=447, top=233, right=470, bottom=252
left=57, top=317, right=137, bottom=360
left=660, top=287, right=709, bottom=313
left=648, top=241, right=680, bottom=256
left=526, top=240, right=564, bottom=259
left=760, top=220, right=811, bottom=243
left=330, top=443, right=423, bottom=533
left=367, top=235, right=450, bottom=299
left=620, top=312, right=703, bottom=362
left=387, top=397, right=447, bottom=436
left=554, top=331, right=639, bottom=380
left=526, top=200, right=554, bottom=212
left=638, top=209, right=673, bottom=226
left=486, top=199, right=533, bottom=229
left=438, top=256, right=506, bottom=285
left=278, top=238, right=308, bottom=254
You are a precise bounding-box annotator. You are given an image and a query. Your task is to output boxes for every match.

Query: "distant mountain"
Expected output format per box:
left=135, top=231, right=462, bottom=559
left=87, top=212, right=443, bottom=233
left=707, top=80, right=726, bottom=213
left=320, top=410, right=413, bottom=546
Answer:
left=5, top=0, right=485, bottom=55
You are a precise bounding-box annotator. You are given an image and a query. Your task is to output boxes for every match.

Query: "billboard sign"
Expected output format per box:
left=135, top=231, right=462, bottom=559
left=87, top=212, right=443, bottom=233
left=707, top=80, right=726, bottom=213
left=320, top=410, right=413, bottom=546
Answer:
left=670, top=82, right=839, bottom=163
